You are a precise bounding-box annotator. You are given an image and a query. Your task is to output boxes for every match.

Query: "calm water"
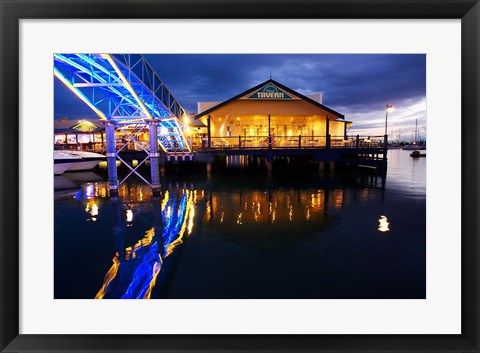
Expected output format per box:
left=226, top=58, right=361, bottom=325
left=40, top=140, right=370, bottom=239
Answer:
left=54, top=149, right=426, bottom=299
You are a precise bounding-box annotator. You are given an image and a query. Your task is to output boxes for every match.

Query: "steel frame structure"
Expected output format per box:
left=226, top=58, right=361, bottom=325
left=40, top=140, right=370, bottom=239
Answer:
left=54, top=53, right=193, bottom=188
left=54, top=53, right=192, bottom=154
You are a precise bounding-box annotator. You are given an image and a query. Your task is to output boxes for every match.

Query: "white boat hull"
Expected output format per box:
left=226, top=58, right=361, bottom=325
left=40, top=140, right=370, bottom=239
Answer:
left=66, top=160, right=102, bottom=171
left=54, top=150, right=105, bottom=173
left=54, top=163, right=73, bottom=175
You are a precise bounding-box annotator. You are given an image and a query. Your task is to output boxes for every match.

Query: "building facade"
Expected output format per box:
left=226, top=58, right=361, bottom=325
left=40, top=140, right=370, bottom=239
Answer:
left=195, top=79, right=352, bottom=149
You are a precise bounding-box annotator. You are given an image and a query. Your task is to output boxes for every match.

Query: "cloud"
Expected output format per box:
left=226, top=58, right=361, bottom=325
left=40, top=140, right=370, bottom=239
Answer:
left=344, top=96, right=427, bottom=140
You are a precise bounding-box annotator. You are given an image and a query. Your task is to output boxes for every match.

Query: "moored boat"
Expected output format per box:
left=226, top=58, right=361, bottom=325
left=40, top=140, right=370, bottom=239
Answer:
left=410, top=150, right=426, bottom=158
left=54, top=150, right=81, bottom=175
left=54, top=150, right=105, bottom=173
left=63, top=151, right=106, bottom=171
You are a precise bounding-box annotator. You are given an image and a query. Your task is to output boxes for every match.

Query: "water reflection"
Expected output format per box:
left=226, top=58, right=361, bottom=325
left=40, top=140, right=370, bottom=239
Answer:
left=55, top=149, right=426, bottom=299
left=386, top=149, right=426, bottom=199
left=95, top=189, right=196, bottom=299
left=55, top=175, right=389, bottom=298
left=378, top=215, right=390, bottom=232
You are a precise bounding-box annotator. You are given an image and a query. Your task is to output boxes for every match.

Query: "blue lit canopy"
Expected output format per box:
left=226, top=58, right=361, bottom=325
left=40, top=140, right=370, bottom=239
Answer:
left=54, top=54, right=191, bottom=152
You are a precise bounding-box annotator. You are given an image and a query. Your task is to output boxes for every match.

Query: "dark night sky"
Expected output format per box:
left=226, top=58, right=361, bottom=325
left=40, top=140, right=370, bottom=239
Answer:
left=54, top=54, right=426, bottom=140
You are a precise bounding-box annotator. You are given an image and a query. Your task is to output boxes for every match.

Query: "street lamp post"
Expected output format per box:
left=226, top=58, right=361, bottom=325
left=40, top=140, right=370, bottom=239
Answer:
left=385, top=104, right=393, bottom=136
left=385, top=104, right=393, bottom=146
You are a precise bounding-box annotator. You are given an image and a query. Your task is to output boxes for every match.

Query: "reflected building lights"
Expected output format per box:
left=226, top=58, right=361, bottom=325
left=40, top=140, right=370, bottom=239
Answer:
left=378, top=215, right=390, bottom=232
left=237, top=212, right=243, bottom=225
left=126, top=209, right=133, bottom=223
left=85, top=184, right=95, bottom=199
left=187, top=205, right=195, bottom=235
left=206, top=200, right=211, bottom=221
left=311, top=191, right=323, bottom=209
left=75, top=178, right=391, bottom=300
left=85, top=200, right=99, bottom=221
left=96, top=189, right=196, bottom=300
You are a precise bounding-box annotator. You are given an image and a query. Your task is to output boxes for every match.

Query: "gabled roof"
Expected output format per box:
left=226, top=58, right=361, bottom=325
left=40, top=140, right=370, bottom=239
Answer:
left=69, top=120, right=100, bottom=132
left=54, top=119, right=104, bottom=133
left=195, top=79, right=344, bottom=120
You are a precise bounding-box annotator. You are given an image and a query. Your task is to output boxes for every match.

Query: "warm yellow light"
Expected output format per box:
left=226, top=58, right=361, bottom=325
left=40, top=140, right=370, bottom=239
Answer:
left=95, top=256, right=120, bottom=299
left=386, top=104, right=394, bottom=112
left=378, top=215, right=390, bottom=232
left=187, top=205, right=195, bottom=235
left=126, top=209, right=133, bottom=222
left=91, top=203, right=99, bottom=217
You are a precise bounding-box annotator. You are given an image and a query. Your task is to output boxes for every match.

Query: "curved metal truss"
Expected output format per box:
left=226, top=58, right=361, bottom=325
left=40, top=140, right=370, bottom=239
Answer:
left=54, top=54, right=191, bottom=153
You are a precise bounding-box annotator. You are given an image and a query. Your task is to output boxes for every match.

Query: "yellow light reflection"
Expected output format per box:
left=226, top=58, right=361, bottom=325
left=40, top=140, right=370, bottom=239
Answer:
left=187, top=205, right=195, bottom=235
left=85, top=200, right=99, bottom=221
left=164, top=190, right=195, bottom=256
left=378, top=215, right=390, bottom=232
left=311, top=192, right=323, bottom=209
left=95, top=256, right=120, bottom=299
left=206, top=200, right=211, bottom=221
left=161, top=190, right=169, bottom=211
left=96, top=190, right=197, bottom=300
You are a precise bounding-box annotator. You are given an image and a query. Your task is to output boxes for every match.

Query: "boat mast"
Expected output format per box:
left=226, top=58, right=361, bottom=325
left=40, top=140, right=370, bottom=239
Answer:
left=415, top=119, right=418, bottom=144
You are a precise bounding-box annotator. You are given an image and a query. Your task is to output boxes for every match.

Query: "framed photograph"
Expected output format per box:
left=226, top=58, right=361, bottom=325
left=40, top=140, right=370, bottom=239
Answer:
left=1, top=0, right=479, bottom=352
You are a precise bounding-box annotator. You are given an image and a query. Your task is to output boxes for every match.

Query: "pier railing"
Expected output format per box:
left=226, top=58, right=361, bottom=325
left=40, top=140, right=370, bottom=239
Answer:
left=193, top=135, right=385, bottom=150
left=54, top=134, right=387, bottom=153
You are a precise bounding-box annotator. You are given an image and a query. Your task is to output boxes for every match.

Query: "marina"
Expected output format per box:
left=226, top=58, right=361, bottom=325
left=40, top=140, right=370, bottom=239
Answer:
left=53, top=53, right=426, bottom=299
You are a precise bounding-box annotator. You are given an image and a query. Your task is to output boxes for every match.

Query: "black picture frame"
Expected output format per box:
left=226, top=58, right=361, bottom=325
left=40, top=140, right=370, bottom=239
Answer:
left=1, top=1, right=479, bottom=352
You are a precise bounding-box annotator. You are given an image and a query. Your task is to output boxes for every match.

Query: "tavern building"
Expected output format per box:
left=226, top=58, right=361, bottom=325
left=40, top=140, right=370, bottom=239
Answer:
left=194, top=79, right=352, bottom=149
